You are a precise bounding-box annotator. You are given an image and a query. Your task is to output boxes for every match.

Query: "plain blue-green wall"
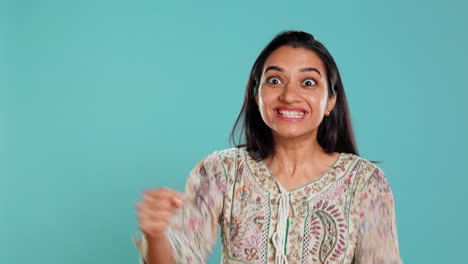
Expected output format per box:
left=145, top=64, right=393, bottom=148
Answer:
left=2, top=0, right=467, bottom=263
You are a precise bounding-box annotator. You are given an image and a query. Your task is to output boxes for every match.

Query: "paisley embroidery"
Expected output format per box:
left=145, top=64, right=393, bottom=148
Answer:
left=235, top=186, right=252, bottom=200
left=230, top=216, right=241, bottom=240
left=309, top=199, right=348, bottom=263
left=316, top=211, right=337, bottom=262
left=253, top=216, right=265, bottom=228
left=244, top=247, right=259, bottom=261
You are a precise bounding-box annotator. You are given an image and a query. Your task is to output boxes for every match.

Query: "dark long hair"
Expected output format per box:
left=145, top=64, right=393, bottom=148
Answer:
left=230, top=30, right=360, bottom=161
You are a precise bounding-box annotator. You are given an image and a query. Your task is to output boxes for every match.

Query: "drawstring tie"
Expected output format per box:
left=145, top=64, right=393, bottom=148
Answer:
left=271, top=185, right=289, bottom=264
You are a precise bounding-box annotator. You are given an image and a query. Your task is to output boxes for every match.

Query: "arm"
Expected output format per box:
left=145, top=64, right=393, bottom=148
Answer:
left=134, top=151, right=227, bottom=264
left=133, top=232, right=174, bottom=264
left=353, top=167, right=403, bottom=264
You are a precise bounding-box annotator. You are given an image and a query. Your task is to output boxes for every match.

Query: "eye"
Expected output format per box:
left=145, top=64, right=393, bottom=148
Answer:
left=302, top=79, right=317, bottom=86
left=267, top=77, right=282, bottom=85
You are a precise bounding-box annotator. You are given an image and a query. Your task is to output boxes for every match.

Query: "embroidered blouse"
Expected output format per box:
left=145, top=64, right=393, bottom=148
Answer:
left=133, top=147, right=402, bottom=264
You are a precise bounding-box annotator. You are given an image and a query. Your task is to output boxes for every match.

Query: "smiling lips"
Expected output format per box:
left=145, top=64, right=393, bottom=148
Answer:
left=274, top=106, right=307, bottom=122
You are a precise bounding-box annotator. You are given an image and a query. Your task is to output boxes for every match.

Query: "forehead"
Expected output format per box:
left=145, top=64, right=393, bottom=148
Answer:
left=263, top=46, right=325, bottom=73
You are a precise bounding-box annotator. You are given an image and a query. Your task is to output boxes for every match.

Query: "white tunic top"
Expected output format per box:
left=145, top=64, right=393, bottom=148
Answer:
left=134, top=147, right=403, bottom=264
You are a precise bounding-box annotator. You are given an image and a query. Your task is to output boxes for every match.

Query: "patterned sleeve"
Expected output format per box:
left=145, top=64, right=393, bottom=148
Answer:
left=353, top=167, right=403, bottom=264
left=133, top=233, right=148, bottom=264
left=133, top=150, right=227, bottom=264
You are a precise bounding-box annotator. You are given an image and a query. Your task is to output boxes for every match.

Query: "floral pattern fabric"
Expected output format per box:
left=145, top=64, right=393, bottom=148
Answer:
left=134, top=147, right=402, bottom=264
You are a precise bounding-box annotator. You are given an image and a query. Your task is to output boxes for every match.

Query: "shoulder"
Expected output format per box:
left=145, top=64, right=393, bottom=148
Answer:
left=203, top=147, right=240, bottom=163
left=216, top=146, right=242, bottom=160
left=344, top=153, right=389, bottom=194
left=199, top=147, right=243, bottom=173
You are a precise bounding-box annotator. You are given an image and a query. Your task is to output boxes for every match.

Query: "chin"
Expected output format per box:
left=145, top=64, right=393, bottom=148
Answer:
left=273, top=129, right=313, bottom=140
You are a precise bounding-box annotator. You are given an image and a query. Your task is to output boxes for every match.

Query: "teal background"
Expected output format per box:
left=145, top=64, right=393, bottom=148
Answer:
left=2, top=0, right=467, bottom=263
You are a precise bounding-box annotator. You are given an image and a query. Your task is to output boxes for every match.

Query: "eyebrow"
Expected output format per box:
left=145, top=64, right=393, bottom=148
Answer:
left=264, top=65, right=322, bottom=76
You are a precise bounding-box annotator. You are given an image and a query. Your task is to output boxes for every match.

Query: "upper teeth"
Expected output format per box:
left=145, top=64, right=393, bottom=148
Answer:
left=278, top=109, right=305, bottom=117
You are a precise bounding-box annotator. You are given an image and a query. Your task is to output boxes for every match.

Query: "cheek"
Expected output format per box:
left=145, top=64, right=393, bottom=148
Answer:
left=305, top=93, right=328, bottom=112
left=257, top=90, right=277, bottom=121
left=258, top=89, right=271, bottom=110
left=257, top=97, right=270, bottom=118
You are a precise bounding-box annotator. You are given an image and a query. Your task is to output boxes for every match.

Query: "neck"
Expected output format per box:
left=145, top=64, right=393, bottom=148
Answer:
left=266, top=131, right=329, bottom=174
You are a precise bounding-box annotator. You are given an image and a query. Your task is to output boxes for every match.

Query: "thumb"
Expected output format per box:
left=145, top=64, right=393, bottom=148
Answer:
left=172, top=192, right=185, bottom=208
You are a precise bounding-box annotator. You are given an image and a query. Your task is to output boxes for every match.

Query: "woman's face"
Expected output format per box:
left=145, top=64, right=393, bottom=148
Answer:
left=256, top=46, right=337, bottom=140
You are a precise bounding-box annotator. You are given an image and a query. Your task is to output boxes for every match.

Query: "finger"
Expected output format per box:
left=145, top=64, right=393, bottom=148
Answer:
left=143, top=189, right=184, bottom=208
left=171, top=195, right=185, bottom=208
left=138, top=215, right=172, bottom=228
left=142, top=209, right=174, bottom=222
left=173, top=192, right=185, bottom=201
left=148, top=201, right=178, bottom=212
left=138, top=198, right=176, bottom=211
left=139, top=213, right=172, bottom=228
left=138, top=216, right=171, bottom=232
left=143, top=192, right=169, bottom=203
left=137, top=202, right=176, bottom=218
left=139, top=221, right=168, bottom=236
left=143, top=188, right=178, bottom=201
left=141, top=198, right=181, bottom=214
left=137, top=202, right=173, bottom=217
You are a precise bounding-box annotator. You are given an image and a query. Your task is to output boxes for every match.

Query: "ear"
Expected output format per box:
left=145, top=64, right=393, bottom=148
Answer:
left=326, top=94, right=337, bottom=113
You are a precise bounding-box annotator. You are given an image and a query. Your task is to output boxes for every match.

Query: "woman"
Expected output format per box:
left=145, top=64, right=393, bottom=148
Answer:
left=134, top=30, right=402, bottom=264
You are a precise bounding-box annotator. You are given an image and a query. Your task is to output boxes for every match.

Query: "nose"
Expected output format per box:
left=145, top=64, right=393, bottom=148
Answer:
left=279, top=82, right=300, bottom=103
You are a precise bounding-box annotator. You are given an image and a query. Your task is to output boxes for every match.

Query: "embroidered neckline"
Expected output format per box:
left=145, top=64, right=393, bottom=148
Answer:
left=261, top=152, right=344, bottom=193
left=242, top=147, right=354, bottom=195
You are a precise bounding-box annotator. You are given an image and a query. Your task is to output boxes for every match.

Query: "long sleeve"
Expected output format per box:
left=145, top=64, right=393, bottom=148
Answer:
left=133, top=150, right=227, bottom=264
left=353, top=167, right=403, bottom=264
left=133, top=232, right=148, bottom=264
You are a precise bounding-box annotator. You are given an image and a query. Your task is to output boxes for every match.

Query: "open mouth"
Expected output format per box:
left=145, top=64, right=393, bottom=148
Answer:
left=275, top=109, right=306, bottom=118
